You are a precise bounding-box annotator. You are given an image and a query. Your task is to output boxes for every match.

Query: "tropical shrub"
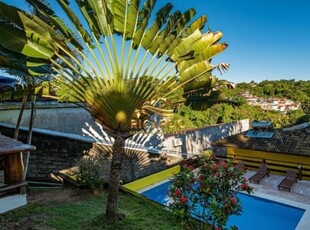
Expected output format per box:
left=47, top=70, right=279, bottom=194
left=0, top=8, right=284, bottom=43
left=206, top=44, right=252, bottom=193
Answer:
left=77, top=153, right=109, bottom=193
left=169, top=156, right=253, bottom=230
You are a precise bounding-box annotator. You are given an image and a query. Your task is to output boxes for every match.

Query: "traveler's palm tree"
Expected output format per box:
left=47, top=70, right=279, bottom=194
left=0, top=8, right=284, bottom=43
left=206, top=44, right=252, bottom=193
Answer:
left=0, top=0, right=229, bottom=219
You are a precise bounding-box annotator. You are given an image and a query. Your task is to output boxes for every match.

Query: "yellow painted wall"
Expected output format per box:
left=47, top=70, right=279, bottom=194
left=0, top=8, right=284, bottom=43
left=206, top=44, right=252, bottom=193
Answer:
left=227, top=147, right=310, bottom=164
left=227, top=147, right=310, bottom=180
left=122, top=165, right=180, bottom=192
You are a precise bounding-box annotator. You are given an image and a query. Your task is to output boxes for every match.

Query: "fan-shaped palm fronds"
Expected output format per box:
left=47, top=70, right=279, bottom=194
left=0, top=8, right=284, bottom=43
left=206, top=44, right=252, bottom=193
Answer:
left=0, top=0, right=229, bottom=220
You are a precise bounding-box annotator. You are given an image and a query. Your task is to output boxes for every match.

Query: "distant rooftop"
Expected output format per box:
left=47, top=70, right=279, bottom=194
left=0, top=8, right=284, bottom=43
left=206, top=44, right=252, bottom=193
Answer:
left=213, top=123, right=310, bottom=157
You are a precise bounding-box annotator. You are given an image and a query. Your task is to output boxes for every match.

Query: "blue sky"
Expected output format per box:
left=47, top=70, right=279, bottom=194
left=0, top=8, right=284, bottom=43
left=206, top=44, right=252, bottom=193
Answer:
left=3, top=0, right=310, bottom=83
left=159, top=0, right=310, bottom=83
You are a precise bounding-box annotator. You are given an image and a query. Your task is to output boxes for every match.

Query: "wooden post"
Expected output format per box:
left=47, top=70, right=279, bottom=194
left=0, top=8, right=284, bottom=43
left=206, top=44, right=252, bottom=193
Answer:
left=4, top=152, right=24, bottom=184
left=298, top=164, right=302, bottom=180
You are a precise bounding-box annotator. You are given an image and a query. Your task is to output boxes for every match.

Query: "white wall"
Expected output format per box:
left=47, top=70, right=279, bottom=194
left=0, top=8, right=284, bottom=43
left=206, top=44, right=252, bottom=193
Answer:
left=162, top=119, right=249, bottom=158
left=0, top=102, right=97, bottom=135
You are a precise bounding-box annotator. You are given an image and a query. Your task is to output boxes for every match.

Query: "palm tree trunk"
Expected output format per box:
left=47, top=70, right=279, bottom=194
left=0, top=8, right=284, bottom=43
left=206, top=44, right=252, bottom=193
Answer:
left=105, top=136, right=125, bottom=220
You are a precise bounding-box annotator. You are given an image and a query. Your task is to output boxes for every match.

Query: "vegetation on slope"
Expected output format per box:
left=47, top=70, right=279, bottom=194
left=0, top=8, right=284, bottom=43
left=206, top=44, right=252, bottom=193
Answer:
left=237, top=80, right=310, bottom=113
left=164, top=80, right=309, bottom=132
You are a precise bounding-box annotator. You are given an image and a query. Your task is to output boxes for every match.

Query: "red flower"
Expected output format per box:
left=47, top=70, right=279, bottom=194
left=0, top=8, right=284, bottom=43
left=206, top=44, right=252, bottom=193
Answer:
left=188, top=165, right=194, bottom=170
left=230, top=196, right=237, bottom=205
left=199, top=175, right=204, bottom=181
left=215, top=172, right=221, bottom=177
left=173, top=189, right=181, bottom=197
left=219, top=161, right=228, bottom=169
left=212, top=165, right=218, bottom=171
left=180, top=196, right=188, bottom=204
left=241, top=183, right=248, bottom=189
left=215, top=227, right=221, bottom=230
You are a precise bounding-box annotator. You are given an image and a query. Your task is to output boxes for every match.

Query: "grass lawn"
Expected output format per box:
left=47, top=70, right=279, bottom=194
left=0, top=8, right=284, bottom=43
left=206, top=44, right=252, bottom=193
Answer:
left=0, top=187, right=187, bottom=230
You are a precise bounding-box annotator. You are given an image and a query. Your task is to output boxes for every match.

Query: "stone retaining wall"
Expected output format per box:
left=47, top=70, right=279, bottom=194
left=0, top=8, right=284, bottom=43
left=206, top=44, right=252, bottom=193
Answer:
left=0, top=124, right=181, bottom=183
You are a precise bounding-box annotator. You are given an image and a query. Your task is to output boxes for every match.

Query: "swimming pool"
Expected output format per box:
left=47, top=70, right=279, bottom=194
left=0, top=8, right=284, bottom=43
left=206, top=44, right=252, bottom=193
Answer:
left=141, top=180, right=305, bottom=230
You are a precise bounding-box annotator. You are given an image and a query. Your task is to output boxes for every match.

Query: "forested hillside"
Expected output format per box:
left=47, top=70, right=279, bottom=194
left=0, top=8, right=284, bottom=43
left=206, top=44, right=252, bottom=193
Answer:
left=164, top=80, right=309, bottom=133
left=237, top=80, right=310, bottom=113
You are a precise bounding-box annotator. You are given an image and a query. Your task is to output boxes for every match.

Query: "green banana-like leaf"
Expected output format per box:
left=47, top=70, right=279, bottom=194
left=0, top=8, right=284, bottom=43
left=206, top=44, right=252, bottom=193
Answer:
left=56, top=0, right=93, bottom=45
left=0, top=2, right=58, bottom=50
left=27, top=67, right=48, bottom=76
left=27, top=0, right=83, bottom=50
left=113, top=0, right=139, bottom=38
left=185, top=91, right=227, bottom=110
left=191, top=31, right=223, bottom=52
left=169, top=29, right=202, bottom=61
left=183, top=74, right=216, bottom=94
left=141, top=3, right=173, bottom=51
left=145, top=4, right=172, bottom=55
left=182, top=15, right=207, bottom=37
left=178, top=43, right=228, bottom=74
left=26, top=58, right=48, bottom=67
left=174, top=8, right=196, bottom=36
left=87, top=0, right=113, bottom=36
left=132, top=0, right=157, bottom=47
left=164, top=9, right=197, bottom=57
left=179, top=61, right=213, bottom=83
left=75, top=0, right=101, bottom=39
left=158, top=35, right=176, bottom=57
left=151, top=10, right=184, bottom=56
left=0, top=24, right=54, bottom=59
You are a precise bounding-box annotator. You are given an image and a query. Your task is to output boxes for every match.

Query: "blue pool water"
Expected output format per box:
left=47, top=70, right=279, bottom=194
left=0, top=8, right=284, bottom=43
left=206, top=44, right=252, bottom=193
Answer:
left=141, top=180, right=305, bottom=230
